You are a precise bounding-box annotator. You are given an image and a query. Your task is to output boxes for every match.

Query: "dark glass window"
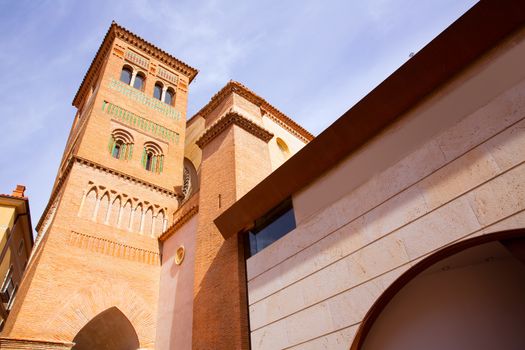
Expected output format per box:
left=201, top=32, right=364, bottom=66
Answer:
left=165, top=89, right=174, bottom=105
left=145, top=152, right=153, bottom=171
left=133, top=74, right=145, bottom=90
left=120, top=67, right=132, bottom=85
left=246, top=199, right=296, bottom=257
left=154, top=83, right=162, bottom=100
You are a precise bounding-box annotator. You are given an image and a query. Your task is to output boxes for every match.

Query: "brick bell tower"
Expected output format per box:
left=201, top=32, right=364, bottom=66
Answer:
left=0, top=23, right=197, bottom=349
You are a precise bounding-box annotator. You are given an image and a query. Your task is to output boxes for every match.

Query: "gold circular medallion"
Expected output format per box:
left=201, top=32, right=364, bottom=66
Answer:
left=175, top=246, right=185, bottom=265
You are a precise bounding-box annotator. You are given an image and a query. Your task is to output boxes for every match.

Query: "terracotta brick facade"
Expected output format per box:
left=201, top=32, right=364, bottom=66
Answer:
left=1, top=23, right=197, bottom=349
left=2, top=21, right=309, bottom=349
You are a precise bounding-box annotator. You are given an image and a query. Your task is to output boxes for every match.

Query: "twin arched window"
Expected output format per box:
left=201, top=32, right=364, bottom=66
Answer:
left=108, top=130, right=164, bottom=174
left=120, top=66, right=145, bottom=91
left=119, top=66, right=175, bottom=104
left=153, top=81, right=175, bottom=106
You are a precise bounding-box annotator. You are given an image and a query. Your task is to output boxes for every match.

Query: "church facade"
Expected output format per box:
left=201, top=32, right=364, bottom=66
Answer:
left=1, top=1, right=525, bottom=349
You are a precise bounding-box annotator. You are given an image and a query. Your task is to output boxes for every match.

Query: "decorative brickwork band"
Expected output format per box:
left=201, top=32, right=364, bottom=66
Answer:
left=108, top=78, right=182, bottom=120
left=68, top=231, right=160, bottom=265
left=125, top=49, right=149, bottom=70
left=36, top=156, right=179, bottom=233
left=157, top=66, right=179, bottom=85
left=102, top=101, right=179, bottom=143
left=196, top=111, right=274, bottom=149
left=75, top=156, right=178, bottom=197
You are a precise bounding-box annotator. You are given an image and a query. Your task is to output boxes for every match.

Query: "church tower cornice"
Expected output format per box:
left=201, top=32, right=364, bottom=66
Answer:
left=196, top=110, right=274, bottom=149
left=72, top=21, right=198, bottom=109
left=190, top=80, right=314, bottom=143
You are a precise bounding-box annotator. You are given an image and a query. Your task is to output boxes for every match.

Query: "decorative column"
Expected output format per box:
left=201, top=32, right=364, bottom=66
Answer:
left=130, top=70, right=138, bottom=87
left=161, top=86, right=168, bottom=103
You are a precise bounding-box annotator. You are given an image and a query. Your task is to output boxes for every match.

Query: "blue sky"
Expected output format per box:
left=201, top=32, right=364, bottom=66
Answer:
left=0, top=0, right=477, bottom=230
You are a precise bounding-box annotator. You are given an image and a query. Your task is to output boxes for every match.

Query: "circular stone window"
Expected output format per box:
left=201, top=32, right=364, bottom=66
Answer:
left=175, top=246, right=185, bottom=265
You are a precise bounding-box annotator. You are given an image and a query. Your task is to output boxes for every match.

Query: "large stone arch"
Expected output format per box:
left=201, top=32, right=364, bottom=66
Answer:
left=350, top=229, right=525, bottom=350
left=45, top=280, right=156, bottom=348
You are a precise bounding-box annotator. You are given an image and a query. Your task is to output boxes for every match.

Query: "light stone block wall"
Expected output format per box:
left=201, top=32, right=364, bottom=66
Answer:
left=361, top=245, right=525, bottom=350
left=155, top=215, right=198, bottom=350
left=246, top=29, right=525, bottom=350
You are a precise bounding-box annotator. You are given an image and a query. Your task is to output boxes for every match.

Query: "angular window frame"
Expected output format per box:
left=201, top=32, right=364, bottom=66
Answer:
left=245, top=198, right=296, bottom=257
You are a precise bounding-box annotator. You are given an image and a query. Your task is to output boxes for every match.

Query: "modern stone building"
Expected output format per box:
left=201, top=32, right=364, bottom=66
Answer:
left=1, top=1, right=525, bottom=349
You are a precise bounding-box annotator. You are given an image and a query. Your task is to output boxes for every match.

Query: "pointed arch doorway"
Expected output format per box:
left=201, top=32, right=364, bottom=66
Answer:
left=72, top=307, right=140, bottom=350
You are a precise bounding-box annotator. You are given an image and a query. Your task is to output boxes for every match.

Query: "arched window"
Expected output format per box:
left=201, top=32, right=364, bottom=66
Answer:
left=182, top=158, right=198, bottom=199
left=97, top=193, right=110, bottom=223
left=145, top=152, right=153, bottom=171
left=110, top=196, right=121, bottom=227
left=82, top=187, right=98, bottom=220
left=154, top=210, right=166, bottom=236
left=153, top=82, right=163, bottom=101
left=132, top=204, right=143, bottom=233
left=121, top=200, right=133, bottom=230
left=120, top=66, right=132, bottom=85
left=164, top=88, right=175, bottom=106
left=143, top=207, right=154, bottom=236
left=112, top=140, right=123, bottom=159
left=141, top=142, right=164, bottom=173
left=108, top=129, right=134, bottom=160
left=133, top=72, right=145, bottom=91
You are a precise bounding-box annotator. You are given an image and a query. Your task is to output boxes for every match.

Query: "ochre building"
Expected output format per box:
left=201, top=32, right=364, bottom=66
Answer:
left=2, top=1, right=525, bottom=349
left=0, top=186, right=33, bottom=331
